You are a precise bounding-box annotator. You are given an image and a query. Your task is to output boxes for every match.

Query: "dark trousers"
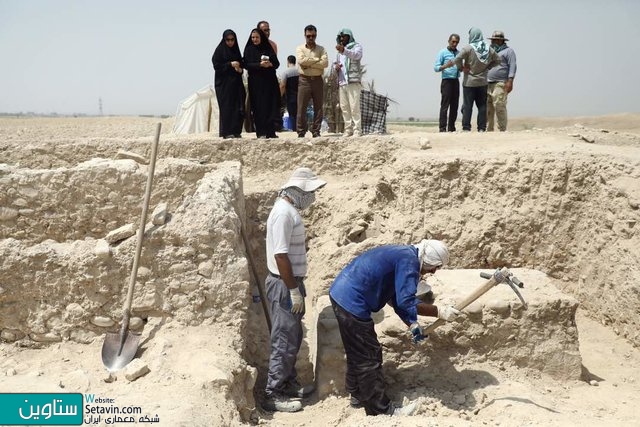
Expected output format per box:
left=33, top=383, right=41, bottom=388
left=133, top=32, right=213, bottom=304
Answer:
left=287, top=101, right=297, bottom=131
left=462, top=85, right=488, bottom=131
left=439, top=78, right=459, bottom=132
left=330, top=296, right=391, bottom=416
left=297, top=75, right=324, bottom=136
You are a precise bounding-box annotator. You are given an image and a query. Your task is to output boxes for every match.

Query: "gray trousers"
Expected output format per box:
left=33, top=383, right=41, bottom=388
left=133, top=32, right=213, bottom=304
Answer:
left=265, top=275, right=306, bottom=395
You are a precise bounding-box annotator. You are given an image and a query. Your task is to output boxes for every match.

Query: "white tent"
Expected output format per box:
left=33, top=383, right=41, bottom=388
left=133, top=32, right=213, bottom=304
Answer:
left=173, top=85, right=219, bottom=135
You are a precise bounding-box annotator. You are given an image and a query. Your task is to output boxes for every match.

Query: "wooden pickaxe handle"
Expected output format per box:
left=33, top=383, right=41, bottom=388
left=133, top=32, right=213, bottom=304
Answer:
left=424, top=267, right=510, bottom=334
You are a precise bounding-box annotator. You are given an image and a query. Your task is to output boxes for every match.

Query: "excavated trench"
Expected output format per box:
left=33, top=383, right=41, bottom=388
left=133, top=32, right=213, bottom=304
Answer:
left=238, top=140, right=640, bottom=399
left=1, top=124, right=639, bottom=421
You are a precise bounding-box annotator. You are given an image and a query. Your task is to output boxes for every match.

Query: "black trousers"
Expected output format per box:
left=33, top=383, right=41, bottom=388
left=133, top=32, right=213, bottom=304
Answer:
left=439, top=78, right=459, bottom=132
left=462, top=85, right=488, bottom=131
left=287, top=101, right=297, bottom=131
left=330, top=296, right=391, bottom=416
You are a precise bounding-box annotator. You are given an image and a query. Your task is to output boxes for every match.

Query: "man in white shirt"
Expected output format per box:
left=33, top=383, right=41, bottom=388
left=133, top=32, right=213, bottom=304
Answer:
left=263, top=167, right=326, bottom=413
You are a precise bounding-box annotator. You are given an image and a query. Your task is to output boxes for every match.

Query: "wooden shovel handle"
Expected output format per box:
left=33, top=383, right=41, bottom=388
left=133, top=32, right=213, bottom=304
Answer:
left=121, top=123, right=161, bottom=329
left=240, top=224, right=272, bottom=332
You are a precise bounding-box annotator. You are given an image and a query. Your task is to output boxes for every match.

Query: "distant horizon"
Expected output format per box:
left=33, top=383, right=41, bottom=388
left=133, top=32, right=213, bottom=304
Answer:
left=3, top=111, right=638, bottom=122
left=2, top=0, right=639, bottom=118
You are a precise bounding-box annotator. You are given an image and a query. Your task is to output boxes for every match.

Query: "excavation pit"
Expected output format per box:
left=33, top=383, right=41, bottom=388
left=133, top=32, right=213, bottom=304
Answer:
left=1, top=117, right=639, bottom=425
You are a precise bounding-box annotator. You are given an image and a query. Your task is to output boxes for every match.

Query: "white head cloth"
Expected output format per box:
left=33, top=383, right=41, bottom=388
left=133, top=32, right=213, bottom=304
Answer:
left=414, top=239, right=450, bottom=268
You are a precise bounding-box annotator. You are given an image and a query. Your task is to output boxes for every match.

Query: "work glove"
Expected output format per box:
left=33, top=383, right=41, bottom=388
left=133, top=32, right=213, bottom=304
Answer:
left=409, top=322, right=427, bottom=343
left=290, top=287, right=304, bottom=314
left=437, top=305, right=463, bottom=322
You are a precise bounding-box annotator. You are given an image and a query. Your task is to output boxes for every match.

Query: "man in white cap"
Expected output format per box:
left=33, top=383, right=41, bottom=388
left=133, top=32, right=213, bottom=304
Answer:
left=329, top=239, right=462, bottom=416
left=487, top=30, right=517, bottom=131
left=263, top=167, right=326, bottom=413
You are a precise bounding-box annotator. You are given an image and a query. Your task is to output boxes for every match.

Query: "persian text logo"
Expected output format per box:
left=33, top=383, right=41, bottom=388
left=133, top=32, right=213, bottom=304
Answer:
left=0, top=393, right=82, bottom=425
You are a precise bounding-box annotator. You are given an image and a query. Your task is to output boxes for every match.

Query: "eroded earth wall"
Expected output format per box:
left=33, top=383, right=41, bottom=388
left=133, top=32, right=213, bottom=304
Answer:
left=0, top=161, right=251, bottom=345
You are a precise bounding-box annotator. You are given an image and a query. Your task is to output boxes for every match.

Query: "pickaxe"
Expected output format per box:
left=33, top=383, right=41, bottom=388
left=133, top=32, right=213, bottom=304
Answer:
left=424, top=267, right=527, bottom=334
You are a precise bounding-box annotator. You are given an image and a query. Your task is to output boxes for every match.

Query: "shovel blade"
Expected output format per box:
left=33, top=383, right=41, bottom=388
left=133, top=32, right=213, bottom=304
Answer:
left=101, top=331, right=141, bottom=371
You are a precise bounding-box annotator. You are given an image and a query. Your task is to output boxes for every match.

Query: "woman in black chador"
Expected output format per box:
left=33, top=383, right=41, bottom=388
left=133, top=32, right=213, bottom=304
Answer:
left=243, top=28, right=280, bottom=138
left=212, top=29, right=245, bottom=138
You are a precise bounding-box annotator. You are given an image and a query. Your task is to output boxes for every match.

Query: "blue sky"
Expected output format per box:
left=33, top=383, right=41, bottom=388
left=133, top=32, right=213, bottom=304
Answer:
left=1, top=0, right=639, bottom=118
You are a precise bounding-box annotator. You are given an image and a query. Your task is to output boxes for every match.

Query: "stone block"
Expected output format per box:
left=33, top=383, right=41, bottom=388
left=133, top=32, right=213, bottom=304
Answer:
left=312, top=269, right=582, bottom=399
left=105, top=223, right=136, bottom=244
left=313, top=295, right=347, bottom=399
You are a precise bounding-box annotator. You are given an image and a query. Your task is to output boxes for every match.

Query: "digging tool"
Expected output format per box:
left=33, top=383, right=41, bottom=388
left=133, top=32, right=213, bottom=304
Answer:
left=102, top=122, right=161, bottom=371
left=240, top=224, right=272, bottom=332
left=424, top=267, right=527, bottom=334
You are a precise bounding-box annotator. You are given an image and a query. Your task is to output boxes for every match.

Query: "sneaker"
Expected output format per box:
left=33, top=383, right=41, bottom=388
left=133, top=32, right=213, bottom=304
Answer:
left=297, top=132, right=306, bottom=138
left=262, top=393, right=303, bottom=413
left=349, top=396, right=363, bottom=408
left=343, top=131, right=353, bottom=137
left=283, top=380, right=315, bottom=398
left=353, top=131, right=361, bottom=137
left=391, top=401, right=418, bottom=417
left=312, top=133, right=321, bottom=138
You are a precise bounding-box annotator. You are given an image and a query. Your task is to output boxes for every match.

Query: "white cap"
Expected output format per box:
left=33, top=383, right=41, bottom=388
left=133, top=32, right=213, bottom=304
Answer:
left=281, top=167, right=327, bottom=192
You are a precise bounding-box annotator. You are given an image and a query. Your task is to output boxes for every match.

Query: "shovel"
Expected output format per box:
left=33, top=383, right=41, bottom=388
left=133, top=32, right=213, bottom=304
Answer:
left=102, top=122, right=161, bottom=371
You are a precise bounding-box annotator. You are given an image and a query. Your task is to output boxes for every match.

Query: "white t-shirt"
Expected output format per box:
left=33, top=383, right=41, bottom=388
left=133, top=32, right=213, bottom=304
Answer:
left=266, top=198, right=307, bottom=277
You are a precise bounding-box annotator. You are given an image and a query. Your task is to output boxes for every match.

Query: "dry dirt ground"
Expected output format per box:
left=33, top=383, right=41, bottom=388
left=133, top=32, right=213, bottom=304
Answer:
left=1, top=114, right=640, bottom=427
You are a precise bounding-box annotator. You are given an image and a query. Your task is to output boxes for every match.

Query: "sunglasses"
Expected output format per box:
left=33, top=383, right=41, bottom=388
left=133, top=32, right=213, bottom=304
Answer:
left=305, top=34, right=317, bottom=39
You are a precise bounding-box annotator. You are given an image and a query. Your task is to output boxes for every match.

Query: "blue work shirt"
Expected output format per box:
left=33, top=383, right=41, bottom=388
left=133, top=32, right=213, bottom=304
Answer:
left=434, top=47, right=460, bottom=80
left=329, top=245, right=422, bottom=325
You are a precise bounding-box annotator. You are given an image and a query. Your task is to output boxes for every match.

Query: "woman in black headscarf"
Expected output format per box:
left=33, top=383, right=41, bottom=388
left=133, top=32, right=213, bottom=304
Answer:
left=212, top=29, right=245, bottom=138
left=243, top=28, right=280, bottom=139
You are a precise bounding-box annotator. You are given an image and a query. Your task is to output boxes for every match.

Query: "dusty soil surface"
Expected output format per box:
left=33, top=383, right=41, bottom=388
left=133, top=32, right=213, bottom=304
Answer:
left=1, top=310, right=638, bottom=426
left=1, top=114, right=640, bottom=426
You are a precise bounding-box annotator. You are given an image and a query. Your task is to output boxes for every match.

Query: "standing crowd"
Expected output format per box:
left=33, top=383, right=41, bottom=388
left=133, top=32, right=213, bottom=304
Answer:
left=211, top=21, right=364, bottom=139
left=213, top=24, right=516, bottom=139
left=435, top=27, right=517, bottom=132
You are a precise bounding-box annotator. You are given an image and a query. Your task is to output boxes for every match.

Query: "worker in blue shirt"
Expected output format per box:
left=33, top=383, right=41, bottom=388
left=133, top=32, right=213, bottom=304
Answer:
left=329, top=239, right=462, bottom=416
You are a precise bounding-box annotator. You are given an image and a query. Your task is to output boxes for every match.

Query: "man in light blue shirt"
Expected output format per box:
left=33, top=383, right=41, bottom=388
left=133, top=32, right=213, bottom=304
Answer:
left=434, top=34, right=460, bottom=132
